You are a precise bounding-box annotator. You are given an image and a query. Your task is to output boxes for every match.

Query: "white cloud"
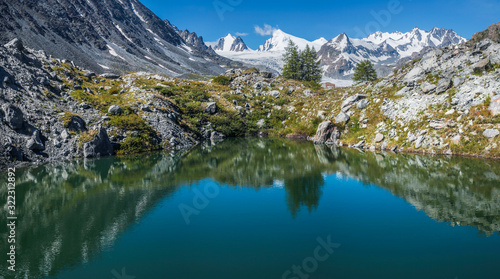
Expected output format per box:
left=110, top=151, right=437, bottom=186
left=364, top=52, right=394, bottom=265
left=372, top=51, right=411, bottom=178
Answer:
left=235, top=32, right=249, bottom=37
left=254, top=24, right=276, bottom=36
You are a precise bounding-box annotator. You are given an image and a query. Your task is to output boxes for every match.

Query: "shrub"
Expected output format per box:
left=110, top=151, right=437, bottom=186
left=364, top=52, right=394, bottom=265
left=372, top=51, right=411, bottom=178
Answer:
left=212, top=75, right=232, bottom=86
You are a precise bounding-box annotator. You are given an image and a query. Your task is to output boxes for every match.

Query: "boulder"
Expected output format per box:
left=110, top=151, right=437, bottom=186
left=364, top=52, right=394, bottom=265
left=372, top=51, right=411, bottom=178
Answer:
left=374, top=133, right=384, bottom=143
left=421, top=83, right=436, bottom=94
left=210, top=131, right=226, bottom=141
left=4, top=38, right=24, bottom=51
left=83, top=127, right=113, bottom=158
left=435, top=78, right=452, bottom=94
left=204, top=102, right=217, bottom=115
left=64, top=114, right=87, bottom=133
left=108, top=105, right=122, bottom=115
left=313, top=121, right=339, bottom=144
left=261, top=71, right=272, bottom=78
left=353, top=140, right=365, bottom=149
left=357, top=99, right=369, bottom=110
left=335, top=112, right=350, bottom=124
left=473, top=57, right=491, bottom=73
left=489, top=95, right=500, bottom=116
left=101, top=73, right=120, bottom=79
left=341, top=94, right=365, bottom=110
left=2, top=104, right=24, bottom=130
left=452, top=77, right=465, bottom=87
left=483, top=129, right=499, bottom=139
left=270, top=90, right=280, bottom=98
left=27, top=130, right=45, bottom=151
left=476, top=39, right=493, bottom=51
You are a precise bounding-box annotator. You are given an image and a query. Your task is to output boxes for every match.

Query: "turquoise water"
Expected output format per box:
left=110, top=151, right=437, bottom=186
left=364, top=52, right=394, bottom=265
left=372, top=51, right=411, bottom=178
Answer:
left=1, top=138, right=500, bottom=278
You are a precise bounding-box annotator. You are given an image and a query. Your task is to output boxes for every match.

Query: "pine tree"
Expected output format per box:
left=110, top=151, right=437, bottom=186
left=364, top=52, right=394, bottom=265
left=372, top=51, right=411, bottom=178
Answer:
left=300, top=45, right=322, bottom=82
left=282, top=41, right=301, bottom=80
left=353, top=60, right=377, bottom=82
left=282, top=42, right=322, bottom=82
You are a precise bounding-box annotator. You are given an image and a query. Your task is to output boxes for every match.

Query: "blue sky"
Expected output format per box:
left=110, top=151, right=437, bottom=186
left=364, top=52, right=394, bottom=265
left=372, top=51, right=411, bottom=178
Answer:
left=140, top=0, right=500, bottom=49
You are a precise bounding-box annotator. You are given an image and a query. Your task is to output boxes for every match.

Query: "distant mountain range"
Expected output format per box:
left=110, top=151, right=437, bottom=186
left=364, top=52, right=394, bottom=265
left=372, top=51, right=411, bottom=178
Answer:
left=213, top=27, right=467, bottom=79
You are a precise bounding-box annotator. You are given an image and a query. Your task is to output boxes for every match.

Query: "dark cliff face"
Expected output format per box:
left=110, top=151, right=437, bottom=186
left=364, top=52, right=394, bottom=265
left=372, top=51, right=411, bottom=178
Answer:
left=0, top=0, right=226, bottom=76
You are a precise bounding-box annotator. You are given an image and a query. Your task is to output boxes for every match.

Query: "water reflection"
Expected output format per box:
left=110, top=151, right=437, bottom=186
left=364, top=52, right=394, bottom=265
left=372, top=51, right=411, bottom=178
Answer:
left=0, top=138, right=499, bottom=278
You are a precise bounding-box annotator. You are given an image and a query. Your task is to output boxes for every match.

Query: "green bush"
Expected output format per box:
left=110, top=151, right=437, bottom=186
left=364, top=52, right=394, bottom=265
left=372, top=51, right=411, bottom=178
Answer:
left=212, top=75, right=232, bottom=86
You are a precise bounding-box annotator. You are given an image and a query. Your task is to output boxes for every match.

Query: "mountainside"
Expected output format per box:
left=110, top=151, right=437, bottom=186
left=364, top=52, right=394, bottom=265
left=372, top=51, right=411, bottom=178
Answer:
left=213, top=34, right=249, bottom=52
left=468, top=22, right=500, bottom=46
left=0, top=0, right=226, bottom=76
left=319, top=27, right=467, bottom=79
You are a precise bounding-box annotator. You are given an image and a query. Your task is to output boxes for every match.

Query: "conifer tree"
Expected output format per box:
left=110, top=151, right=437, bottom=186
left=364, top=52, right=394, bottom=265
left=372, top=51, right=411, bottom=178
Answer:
left=353, top=60, right=377, bottom=82
left=282, top=42, right=322, bottom=82
left=282, top=41, right=301, bottom=80
left=300, top=45, right=322, bottom=82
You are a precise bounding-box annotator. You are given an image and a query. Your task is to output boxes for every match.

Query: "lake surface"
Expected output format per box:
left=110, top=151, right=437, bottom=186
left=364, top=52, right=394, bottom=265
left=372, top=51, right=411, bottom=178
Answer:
left=1, top=138, right=500, bottom=279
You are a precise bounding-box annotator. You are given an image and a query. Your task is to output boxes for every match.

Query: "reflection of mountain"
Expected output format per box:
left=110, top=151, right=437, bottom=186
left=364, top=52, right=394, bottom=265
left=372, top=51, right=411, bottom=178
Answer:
left=1, top=138, right=499, bottom=277
left=314, top=145, right=500, bottom=236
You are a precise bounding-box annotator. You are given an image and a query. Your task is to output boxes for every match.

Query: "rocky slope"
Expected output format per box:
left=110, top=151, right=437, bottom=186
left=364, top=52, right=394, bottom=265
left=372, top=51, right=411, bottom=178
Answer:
left=0, top=0, right=227, bottom=76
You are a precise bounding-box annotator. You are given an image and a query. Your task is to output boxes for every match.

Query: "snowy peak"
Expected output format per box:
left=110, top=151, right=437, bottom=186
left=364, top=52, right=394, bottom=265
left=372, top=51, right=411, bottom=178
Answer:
left=326, top=33, right=352, bottom=50
left=258, top=29, right=325, bottom=52
left=213, top=33, right=249, bottom=52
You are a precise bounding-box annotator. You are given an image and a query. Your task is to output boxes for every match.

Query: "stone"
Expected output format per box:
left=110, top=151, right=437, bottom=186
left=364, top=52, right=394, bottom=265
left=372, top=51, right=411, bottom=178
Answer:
left=473, top=57, right=491, bottom=73
left=357, top=99, right=369, bottom=110
left=108, top=105, right=122, bottom=115
left=204, top=102, right=217, bottom=115
left=303, top=89, right=312, bottom=96
left=415, top=136, right=425, bottom=149
left=83, top=127, right=113, bottom=158
left=2, top=104, right=24, bottom=130
left=374, top=133, right=384, bottom=143
left=421, top=83, right=437, bottom=94
left=4, top=38, right=24, bottom=51
left=476, top=39, right=492, bottom=51
left=27, top=130, right=45, bottom=151
left=341, top=94, right=365, bottom=110
left=452, top=77, right=465, bottom=87
left=101, top=73, right=120, bottom=79
left=313, top=121, right=339, bottom=144
left=451, top=134, right=461, bottom=145
left=435, top=78, right=452, bottom=94
left=335, top=112, right=350, bottom=124
left=257, top=119, right=265, bottom=129
left=64, top=114, right=87, bottom=133
left=270, top=90, right=280, bottom=98
left=483, top=129, right=499, bottom=139
left=80, top=102, right=91, bottom=109
left=61, top=130, right=71, bottom=140
left=261, top=71, right=272, bottom=78
left=489, top=95, right=500, bottom=116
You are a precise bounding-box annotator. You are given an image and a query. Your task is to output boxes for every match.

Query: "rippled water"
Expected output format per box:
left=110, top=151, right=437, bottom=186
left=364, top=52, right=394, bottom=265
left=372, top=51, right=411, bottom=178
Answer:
left=1, top=138, right=500, bottom=279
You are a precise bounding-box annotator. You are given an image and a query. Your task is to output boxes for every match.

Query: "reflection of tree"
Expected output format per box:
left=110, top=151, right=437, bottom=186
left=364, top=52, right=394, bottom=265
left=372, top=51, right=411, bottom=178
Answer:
left=284, top=171, right=324, bottom=218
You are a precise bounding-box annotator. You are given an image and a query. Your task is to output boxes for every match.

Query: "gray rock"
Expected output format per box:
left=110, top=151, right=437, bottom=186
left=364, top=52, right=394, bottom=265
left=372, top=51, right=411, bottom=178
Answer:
left=61, top=130, right=71, bottom=140
left=353, top=140, right=365, bottom=149
left=476, top=39, right=492, bottom=51
left=64, top=114, right=87, bottom=133
left=436, top=78, right=452, bottom=94
left=204, top=102, right=217, bottom=115
left=483, top=129, right=499, bottom=139
left=415, top=136, right=425, bottom=149
left=374, top=133, right=384, bottom=143
left=303, top=89, right=312, bottom=97
left=452, top=77, right=465, bottom=87
left=489, top=95, right=500, bottom=116
left=27, top=130, right=45, bottom=151
left=270, top=90, right=280, bottom=98
left=335, top=112, right=350, bottom=124
left=108, top=105, right=122, bottom=115
left=473, top=57, right=491, bottom=73
left=2, top=104, right=24, bottom=130
left=313, top=121, right=339, bottom=144
left=83, top=127, right=113, bottom=158
left=357, top=99, right=369, bottom=110
left=4, top=38, right=24, bottom=51
left=261, top=71, right=272, bottom=78
left=421, top=83, right=437, bottom=94
left=341, top=94, right=365, bottom=110
left=101, top=73, right=120, bottom=79
left=257, top=119, right=265, bottom=129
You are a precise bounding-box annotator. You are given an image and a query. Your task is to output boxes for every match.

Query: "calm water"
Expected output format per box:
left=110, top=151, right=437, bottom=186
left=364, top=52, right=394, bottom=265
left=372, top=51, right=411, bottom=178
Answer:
left=1, top=138, right=500, bottom=279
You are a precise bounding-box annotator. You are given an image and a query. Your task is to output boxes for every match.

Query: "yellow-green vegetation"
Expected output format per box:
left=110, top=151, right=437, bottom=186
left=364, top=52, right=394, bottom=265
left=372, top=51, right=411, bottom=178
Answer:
left=77, top=129, right=98, bottom=148
left=59, top=112, right=80, bottom=128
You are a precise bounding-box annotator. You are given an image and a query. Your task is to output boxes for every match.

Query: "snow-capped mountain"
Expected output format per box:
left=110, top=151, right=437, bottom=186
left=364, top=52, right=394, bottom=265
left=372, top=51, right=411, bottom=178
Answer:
left=319, top=27, right=466, bottom=79
left=364, top=27, right=467, bottom=57
left=213, top=34, right=249, bottom=52
left=258, top=29, right=326, bottom=52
